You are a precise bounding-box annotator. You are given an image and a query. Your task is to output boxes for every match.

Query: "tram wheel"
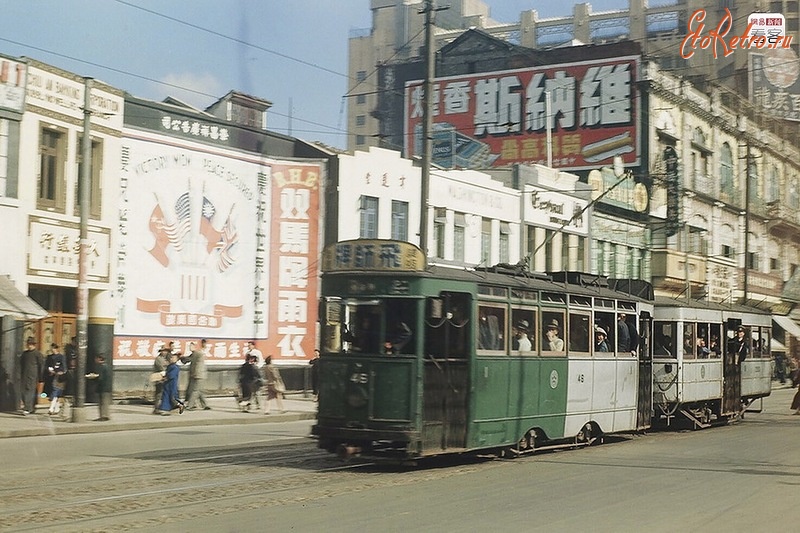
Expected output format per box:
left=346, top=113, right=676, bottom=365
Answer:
left=576, top=423, right=593, bottom=444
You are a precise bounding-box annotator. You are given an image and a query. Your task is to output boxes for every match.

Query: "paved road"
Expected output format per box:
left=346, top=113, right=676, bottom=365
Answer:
left=1, top=386, right=797, bottom=532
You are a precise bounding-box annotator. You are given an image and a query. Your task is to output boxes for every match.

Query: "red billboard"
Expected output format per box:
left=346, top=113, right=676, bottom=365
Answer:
left=404, top=56, right=641, bottom=171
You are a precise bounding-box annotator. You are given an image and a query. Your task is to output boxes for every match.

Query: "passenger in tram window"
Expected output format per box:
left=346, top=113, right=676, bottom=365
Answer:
left=617, top=314, right=631, bottom=353
left=709, top=335, right=721, bottom=357
left=617, top=313, right=639, bottom=355
left=545, top=319, right=564, bottom=351
left=595, top=327, right=609, bottom=352
left=514, top=320, right=533, bottom=353
left=385, top=321, right=412, bottom=354
left=654, top=335, right=673, bottom=356
left=696, top=338, right=710, bottom=358
left=479, top=309, right=501, bottom=350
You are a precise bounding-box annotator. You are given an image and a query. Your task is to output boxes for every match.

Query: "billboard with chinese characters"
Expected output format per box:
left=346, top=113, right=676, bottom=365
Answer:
left=750, top=48, right=800, bottom=121
left=114, top=135, right=320, bottom=365
left=404, top=56, right=640, bottom=171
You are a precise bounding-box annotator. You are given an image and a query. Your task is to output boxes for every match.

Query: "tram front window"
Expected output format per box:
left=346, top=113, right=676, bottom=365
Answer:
left=320, top=297, right=417, bottom=355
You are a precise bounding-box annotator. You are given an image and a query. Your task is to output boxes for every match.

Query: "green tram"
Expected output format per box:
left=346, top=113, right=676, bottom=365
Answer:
left=312, top=239, right=655, bottom=459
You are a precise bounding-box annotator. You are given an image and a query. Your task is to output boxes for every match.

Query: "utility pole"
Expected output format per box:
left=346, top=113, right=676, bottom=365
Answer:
left=73, top=77, right=92, bottom=423
left=419, top=0, right=436, bottom=257
left=743, top=142, right=751, bottom=304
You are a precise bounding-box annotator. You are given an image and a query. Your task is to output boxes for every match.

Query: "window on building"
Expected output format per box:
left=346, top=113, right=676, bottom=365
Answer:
left=356, top=70, right=367, bottom=82
left=481, top=218, right=492, bottom=265
left=791, top=178, right=800, bottom=208
left=544, top=229, right=555, bottom=272
left=768, top=165, right=779, bottom=202
left=576, top=236, right=586, bottom=272
left=454, top=213, right=465, bottom=262
left=721, top=244, right=735, bottom=260
left=355, top=134, right=365, bottom=146
left=748, top=160, right=760, bottom=202
left=356, top=94, right=366, bottom=105
left=499, top=222, right=510, bottom=263
left=76, top=137, right=103, bottom=218
left=359, top=195, right=378, bottom=238
left=355, top=115, right=366, bottom=127
left=720, top=142, right=734, bottom=196
left=434, top=208, right=446, bottom=259
left=391, top=200, right=408, bottom=241
left=38, top=125, right=66, bottom=211
left=0, top=119, right=15, bottom=198
left=747, top=251, right=759, bottom=270
left=770, top=257, right=780, bottom=271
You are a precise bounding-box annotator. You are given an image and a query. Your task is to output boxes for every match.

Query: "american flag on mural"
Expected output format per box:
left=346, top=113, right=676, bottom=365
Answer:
left=147, top=186, right=237, bottom=272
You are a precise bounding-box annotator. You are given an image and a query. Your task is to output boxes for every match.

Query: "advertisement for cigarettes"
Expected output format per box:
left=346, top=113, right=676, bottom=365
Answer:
left=404, top=56, right=640, bottom=171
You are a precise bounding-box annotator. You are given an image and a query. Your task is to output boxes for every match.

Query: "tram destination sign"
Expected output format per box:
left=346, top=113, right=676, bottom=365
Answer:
left=322, top=240, right=426, bottom=273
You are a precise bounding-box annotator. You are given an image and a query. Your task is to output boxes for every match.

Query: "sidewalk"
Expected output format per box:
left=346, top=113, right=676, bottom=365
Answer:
left=0, top=393, right=317, bottom=439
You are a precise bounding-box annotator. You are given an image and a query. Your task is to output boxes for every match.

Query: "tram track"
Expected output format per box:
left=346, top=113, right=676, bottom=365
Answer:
left=0, top=439, right=499, bottom=532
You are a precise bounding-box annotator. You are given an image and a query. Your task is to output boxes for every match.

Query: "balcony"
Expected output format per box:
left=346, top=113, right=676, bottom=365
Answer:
left=767, top=200, right=800, bottom=237
left=650, top=249, right=707, bottom=295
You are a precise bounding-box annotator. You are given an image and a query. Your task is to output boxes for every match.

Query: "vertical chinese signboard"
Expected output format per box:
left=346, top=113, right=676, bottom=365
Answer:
left=268, top=163, right=320, bottom=363
left=404, top=56, right=640, bottom=171
left=664, top=146, right=680, bottom=237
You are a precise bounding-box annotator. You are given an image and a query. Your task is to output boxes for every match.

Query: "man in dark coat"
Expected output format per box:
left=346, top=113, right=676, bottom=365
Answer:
left=86, top=354, right=112, bottom=421
left=19, top=338, right=44, bottom=415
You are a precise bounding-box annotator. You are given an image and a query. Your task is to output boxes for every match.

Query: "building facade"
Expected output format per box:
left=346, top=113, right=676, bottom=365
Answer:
left=348, top=0, right=800, bottom=153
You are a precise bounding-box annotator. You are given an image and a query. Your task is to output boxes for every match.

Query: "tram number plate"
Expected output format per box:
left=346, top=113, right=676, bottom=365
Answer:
left=350, top=372, right=369, bottom=384
left=577, top=373, right=585, bottom=383
left=389, top=280, right=410, bottom=294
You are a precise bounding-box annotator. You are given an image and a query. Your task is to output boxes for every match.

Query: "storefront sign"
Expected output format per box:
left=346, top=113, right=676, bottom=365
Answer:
left=28, top=216, right=110, bottom=282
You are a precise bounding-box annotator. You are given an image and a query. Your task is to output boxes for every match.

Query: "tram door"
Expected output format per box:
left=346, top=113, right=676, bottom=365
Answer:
left=636, top=312, right=653, bottom=429
left=421, top=293, right=469, bottom=452
left=722, top=321, right=741, bottom=415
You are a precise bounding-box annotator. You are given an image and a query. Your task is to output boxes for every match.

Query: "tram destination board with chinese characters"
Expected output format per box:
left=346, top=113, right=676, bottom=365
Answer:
left=322, top=240, right=426, bottom=273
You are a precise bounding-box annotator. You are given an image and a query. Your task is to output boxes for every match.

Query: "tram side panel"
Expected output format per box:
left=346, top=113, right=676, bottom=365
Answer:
left=741, top=358, right=771, bottom=399
left=681, top=360, right=723, bottom=403
left=471, top=357, right=569, bottom=447
left=613, top=356, right=639, bottom=432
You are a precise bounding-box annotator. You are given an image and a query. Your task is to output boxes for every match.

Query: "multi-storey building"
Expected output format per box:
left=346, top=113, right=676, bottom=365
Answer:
left=348, top=0, right=800, bottom=153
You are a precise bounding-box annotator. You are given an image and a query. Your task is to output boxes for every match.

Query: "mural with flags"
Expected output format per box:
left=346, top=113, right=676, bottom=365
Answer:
left=114, top=135, right=321, bottom=365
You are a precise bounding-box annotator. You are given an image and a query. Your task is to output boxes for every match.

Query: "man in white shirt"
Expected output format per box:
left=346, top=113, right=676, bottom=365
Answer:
left=246, top=341, right=264, bottom=367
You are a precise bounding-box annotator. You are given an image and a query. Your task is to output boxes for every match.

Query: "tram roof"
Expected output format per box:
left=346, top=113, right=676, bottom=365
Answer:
left=324, top=264, right=653, bottom=303
left=653, top=296, right=772, bottom=325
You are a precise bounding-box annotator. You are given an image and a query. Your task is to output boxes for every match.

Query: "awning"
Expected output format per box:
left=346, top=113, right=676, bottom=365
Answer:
left=773, top=315, right=800, bottom=339
left=0, top=275, right=48, bottom=321
left=771, top=338, right=788, bottom=353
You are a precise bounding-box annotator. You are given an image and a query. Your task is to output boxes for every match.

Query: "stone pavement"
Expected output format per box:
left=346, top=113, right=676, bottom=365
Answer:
left=0, top=393, right=317, bottom=438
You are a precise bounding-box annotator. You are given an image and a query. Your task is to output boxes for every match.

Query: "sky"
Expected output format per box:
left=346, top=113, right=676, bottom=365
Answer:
left=0, top=0, right=628, bottom=149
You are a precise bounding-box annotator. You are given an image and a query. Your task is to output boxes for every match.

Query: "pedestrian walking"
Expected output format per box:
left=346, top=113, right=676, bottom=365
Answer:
left=237, top=354, right=261, bottom=412
left=86, top=354, right=112, bottom=421
left=152, top=347, right=169, bottom=414
left=159, top=352, right=185, bottom=416
left=309, top=349, right=320, bottom=400
left=47, top=357, right=67, bottom=415
left=263, top=355, right=285, bottom=414
left=43, top=343, right=66, bottom=401
left=181, top=339, right=210, bottom=410
left=19, top=338, right=43, bottom=415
